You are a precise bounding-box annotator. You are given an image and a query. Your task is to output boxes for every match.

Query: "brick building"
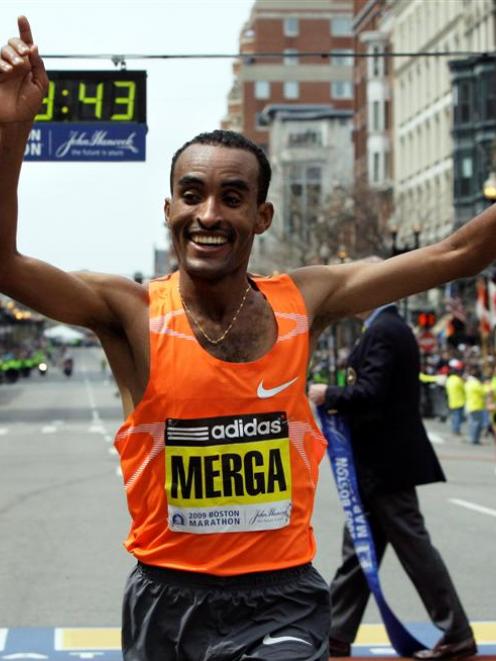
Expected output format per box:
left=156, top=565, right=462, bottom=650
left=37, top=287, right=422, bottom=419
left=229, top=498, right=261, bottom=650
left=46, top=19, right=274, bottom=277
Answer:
left=222, top=0, right=354, bottom=152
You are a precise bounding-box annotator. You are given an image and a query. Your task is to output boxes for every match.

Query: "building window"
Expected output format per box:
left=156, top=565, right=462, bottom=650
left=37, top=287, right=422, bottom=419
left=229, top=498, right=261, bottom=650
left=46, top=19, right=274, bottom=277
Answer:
left=455, top=152, right=473, bottom=197
left=285, top=163, right=322, bottom=240
left=372, top=100, right=381, bottom=131
left=331, top=49, right=353, bottom=67
left=254, top=80, right=270, bottom=100
left=331, top=80, right=353, bottom=99
left=368, top=45, right=384, bottom=78
left=284, top=81, right=299, bottom=99
left=373, top=152, right=380, bottom=182
left=284, top=17, right=299, bottom=37
left=454, top=80, right=472, bottom=124
left=331, top=15, right=352, bottom=36
left=385, top=100, right=391, bottom=129
left=384, top=151, right=391, bottom=179
left=255, top=113, right=268, bottom=130
left=481, top=70, right=496, bottom=120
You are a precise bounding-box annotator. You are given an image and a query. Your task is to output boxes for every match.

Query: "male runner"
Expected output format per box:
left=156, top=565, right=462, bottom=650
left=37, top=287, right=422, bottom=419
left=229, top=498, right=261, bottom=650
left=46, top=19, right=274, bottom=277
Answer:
left=0, top=17, right=491, bottom=661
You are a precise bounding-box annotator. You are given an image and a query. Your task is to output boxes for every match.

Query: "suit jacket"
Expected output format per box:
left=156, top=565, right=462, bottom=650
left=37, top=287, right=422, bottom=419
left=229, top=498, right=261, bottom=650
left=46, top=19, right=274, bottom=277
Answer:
left=325, top=305, right=445, bottom=496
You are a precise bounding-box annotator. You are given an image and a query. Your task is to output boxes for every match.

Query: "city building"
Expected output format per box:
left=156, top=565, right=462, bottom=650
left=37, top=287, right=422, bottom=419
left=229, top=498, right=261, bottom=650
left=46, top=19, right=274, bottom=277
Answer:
left=252, top=104, right=353, bottom=272
left=450, top=52, right=496, bottom=226
left=353, top=0, right=393, bottom=189
left=390, top=0, right=496, bottom=249
left=222, top=0, right=354, bottom=152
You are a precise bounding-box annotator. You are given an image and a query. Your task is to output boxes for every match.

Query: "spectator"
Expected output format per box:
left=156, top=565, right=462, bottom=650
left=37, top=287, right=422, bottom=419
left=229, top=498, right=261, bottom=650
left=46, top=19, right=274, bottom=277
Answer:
left=445, top=360, right=465, bottom=435
left=464, top=366, right=486, bottom=445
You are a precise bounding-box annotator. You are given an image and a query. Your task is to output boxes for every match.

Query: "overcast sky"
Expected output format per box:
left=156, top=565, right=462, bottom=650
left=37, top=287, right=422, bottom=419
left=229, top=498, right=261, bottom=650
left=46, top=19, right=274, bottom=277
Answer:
left=0, top=0, right=255, bottom=276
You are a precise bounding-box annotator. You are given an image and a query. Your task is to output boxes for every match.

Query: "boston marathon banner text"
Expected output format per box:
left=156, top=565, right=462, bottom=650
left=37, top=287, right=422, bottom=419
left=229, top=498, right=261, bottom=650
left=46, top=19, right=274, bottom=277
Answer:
left=24, top=123, right=147, bottom=162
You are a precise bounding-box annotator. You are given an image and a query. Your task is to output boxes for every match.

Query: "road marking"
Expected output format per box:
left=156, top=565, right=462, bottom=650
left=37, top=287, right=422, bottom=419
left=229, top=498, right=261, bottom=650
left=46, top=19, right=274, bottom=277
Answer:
left=0, top=628, right=7, bottom=651
left=84, top=377, right=97, bottom=412
left=0, top=428, right=8, bottom=436
left=428, top=431, right=445, bottom=444
left=88, top=425, right=106, bottom=434
left=41, top=426, right=57, bottom=434
left=108, top=447, right=118, bottom=455
left=370, top=650, right=395, bottom=656
left=54, top=628, right=120, bottom=651
left=450, top=498, right=496, bottom=518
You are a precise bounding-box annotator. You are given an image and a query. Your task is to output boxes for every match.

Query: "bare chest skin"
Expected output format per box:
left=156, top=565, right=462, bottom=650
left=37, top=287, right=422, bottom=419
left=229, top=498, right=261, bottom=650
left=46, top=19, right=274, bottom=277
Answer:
left=189, top=291, right=277, bottom=363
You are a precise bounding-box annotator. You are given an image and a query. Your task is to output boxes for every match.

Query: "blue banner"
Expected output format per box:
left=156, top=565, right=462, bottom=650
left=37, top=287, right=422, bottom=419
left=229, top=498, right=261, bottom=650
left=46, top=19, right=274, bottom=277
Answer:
left=317, top=407, right=426, bottom=657
left=24, top=123, right=147, bottom=162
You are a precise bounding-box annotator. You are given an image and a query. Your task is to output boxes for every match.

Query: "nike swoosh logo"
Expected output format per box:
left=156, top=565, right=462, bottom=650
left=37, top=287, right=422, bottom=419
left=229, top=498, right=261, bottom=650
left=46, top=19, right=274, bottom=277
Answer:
left=257, top=377, right=298, bottom=399
left=263, top=633, right=311, bottom=646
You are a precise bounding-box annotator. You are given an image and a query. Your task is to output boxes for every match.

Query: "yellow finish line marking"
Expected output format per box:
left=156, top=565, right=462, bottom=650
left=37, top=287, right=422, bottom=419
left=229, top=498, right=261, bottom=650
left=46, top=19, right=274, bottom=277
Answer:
left=54, top=628, right=121, bottom=651
left=355, top=622, right=496, bottom=646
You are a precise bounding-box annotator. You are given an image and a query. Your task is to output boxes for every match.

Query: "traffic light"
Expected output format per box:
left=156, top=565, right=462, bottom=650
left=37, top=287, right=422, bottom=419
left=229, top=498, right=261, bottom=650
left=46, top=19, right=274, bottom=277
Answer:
left=417, top=311, right=436, bottom=328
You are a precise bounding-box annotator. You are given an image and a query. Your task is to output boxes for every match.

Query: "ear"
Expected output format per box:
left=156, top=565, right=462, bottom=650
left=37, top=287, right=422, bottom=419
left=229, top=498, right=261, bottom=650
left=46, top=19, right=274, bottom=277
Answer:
left=164, top=198, right=171, bottom=225
left=254, top=202, right=274, bottom=235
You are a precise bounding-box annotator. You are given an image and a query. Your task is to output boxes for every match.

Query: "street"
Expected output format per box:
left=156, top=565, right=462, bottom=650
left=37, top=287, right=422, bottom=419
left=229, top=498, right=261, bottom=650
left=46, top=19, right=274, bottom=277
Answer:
left=0, top=346, right=495, bottom=657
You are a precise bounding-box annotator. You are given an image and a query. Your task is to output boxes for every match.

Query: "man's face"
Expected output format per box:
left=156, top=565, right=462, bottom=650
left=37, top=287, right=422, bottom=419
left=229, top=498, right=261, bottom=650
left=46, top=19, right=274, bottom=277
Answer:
left=165, top=144, right=272, bottom=280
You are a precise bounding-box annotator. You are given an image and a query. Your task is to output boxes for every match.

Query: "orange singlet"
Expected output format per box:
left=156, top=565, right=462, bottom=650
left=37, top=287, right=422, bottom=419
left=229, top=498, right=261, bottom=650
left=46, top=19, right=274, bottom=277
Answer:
left=115, top=271, right=327, bottom=576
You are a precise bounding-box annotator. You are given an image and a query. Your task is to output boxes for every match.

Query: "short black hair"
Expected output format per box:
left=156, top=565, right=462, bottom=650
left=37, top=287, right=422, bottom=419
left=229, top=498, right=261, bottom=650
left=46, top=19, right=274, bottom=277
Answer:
left=170, top=129, right=271, bottom=204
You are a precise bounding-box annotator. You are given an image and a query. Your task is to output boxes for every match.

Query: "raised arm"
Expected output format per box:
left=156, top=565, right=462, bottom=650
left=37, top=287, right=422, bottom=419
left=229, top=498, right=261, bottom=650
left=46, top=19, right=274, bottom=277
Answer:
left=293, top=203, right=496, bottom=329
left=0, top=17, right=139, bottom=331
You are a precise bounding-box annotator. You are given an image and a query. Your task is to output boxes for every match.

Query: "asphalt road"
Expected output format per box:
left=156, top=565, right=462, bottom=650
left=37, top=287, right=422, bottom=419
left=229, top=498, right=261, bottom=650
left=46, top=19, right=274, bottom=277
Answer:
left=0, top=346, right=494, bottom=635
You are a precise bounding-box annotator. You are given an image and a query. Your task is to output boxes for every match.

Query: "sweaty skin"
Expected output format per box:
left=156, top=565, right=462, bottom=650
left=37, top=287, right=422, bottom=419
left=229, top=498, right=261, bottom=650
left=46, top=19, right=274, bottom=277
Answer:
left=1, top=17, right=496, bottom=420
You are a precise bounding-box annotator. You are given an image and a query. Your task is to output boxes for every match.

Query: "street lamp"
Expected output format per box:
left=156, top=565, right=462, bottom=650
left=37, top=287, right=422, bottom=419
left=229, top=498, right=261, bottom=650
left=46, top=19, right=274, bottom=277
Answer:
left=390, top=225, right=421, bottom=322
left=337, top=245, right=349, bottom=263
left=483, top=171, right=496, bottom=200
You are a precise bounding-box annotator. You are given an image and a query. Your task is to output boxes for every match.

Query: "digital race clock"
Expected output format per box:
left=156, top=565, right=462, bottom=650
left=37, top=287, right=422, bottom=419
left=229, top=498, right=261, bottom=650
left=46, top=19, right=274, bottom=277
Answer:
left=35, top=70, right=147, bottom=123
left=26, top=70, right=148, bottom=162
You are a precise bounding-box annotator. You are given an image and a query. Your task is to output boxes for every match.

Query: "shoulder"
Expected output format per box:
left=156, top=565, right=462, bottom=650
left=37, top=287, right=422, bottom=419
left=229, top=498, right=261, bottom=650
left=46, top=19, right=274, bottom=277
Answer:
left=76, top=271, right=148, bottom=329
left=368, top=309, right=412, bottom=343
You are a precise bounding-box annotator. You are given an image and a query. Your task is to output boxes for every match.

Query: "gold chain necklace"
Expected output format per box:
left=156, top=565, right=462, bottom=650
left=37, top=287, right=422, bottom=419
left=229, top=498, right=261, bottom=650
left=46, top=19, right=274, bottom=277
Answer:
left=179, top=283, right=251, bottom=345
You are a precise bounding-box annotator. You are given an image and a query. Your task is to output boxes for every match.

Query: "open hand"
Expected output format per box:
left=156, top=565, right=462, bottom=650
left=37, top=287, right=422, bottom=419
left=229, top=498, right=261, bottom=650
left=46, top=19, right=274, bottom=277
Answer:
left=0, top=16, right=49, bottom=123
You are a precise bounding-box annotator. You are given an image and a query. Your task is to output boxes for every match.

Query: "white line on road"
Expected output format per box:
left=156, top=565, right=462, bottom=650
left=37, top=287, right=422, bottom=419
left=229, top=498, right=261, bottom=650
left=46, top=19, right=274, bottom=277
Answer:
left=0, top=627, right=6, bottom=651
left=41, top=425, right=57, bottom=434
left=84, top=376, right=97, bottom=412
left=0, top=428, right=8, bottom=436
left=428, top=431, right=445, bottom=444
left=370, top=649, right=395, bottom=656
left=89, top=425, right=106, bottom=433
left=449, top=498, right=496, bottom=518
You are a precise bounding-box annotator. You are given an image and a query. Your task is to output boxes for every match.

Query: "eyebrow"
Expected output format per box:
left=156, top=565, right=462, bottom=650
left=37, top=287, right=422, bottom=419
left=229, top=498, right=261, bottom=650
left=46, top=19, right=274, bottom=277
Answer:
left=177, top=175, right=251, bottom=193
left=177, top=175, right=204, bottom=189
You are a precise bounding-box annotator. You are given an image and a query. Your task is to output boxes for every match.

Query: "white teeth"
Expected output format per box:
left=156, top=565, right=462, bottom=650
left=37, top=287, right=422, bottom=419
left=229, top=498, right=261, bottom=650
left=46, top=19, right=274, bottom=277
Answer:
left=190, top=234, right=227, bottom=245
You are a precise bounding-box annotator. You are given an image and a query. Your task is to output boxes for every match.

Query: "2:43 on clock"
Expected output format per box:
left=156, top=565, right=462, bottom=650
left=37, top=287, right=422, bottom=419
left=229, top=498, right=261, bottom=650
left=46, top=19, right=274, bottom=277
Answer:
left=34, top=70, right=147, bottom=123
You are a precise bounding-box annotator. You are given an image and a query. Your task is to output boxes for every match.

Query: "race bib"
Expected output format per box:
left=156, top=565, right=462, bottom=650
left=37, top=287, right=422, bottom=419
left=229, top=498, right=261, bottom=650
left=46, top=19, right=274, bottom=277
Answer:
left=165, top=412, right=292, bottom=534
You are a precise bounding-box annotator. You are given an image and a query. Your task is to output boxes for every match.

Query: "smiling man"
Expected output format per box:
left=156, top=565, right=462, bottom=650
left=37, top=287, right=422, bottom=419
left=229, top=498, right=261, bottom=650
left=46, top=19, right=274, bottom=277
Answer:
left=0, top=16, right=492, bottom=661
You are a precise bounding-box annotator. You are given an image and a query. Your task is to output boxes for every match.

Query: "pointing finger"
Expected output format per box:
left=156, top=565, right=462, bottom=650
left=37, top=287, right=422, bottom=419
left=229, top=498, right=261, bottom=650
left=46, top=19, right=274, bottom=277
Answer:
left=17, top=15, right=34, bottom=47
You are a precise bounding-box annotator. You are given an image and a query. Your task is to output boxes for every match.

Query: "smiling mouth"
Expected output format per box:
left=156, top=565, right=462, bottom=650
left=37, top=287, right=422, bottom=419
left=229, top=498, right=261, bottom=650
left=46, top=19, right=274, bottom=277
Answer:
left=188, top=231, right=230, bottom=247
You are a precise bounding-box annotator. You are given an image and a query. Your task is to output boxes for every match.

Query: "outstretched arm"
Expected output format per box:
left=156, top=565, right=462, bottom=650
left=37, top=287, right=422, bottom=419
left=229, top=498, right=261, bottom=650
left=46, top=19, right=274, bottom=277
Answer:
left=0, top=17, right=139, bottom=331
left=293, top=203, right=496, bottom=330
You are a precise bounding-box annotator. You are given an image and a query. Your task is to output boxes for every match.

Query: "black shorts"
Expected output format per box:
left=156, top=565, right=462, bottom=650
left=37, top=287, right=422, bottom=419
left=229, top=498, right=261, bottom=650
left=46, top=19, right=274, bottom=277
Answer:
left=122, top=562, right=330, bottom=661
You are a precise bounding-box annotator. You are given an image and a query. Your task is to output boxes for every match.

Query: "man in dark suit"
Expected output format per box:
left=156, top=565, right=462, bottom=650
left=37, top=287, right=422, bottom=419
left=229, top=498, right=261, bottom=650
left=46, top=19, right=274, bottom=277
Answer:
left=309, top=302, right=476, bottom=660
